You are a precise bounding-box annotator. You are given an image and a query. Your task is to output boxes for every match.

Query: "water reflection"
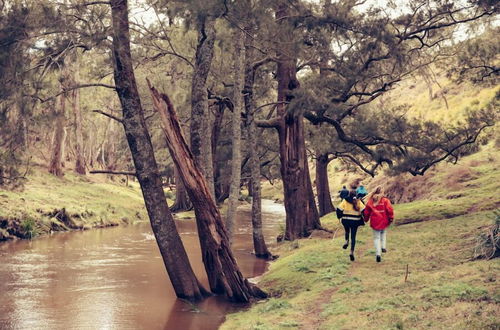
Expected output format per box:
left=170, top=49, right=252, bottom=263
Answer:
left=0, top=200, right=284, bottom=330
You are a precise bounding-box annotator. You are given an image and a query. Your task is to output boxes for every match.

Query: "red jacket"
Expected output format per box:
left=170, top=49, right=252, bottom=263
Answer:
left=363, top=197, right=394, bottom=230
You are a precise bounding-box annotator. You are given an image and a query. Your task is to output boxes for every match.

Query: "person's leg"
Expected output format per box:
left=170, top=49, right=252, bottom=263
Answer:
left=350, top=225, right=358, bottom=252
left=381, top=229, right=387, bottom=252
left=373, top=230, right=382, bottom=261
left=342, top=221, right=350, bottom=249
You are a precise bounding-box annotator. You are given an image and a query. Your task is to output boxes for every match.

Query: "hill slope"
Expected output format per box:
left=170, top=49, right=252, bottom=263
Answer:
left=221, top=210, right=499, bottom=329
left=0, top=167, right=148, bottom=240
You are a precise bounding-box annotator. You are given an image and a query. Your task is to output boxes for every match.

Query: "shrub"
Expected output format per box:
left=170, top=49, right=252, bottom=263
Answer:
left=473, top=210, right=500, bottom=260
left=20, top=217, right=37, bottom=239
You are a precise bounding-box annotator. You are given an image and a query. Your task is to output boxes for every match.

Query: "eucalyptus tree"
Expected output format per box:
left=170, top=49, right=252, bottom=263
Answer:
left=249, top=0, right=498, bottom=240
left=108, top=0, right=209, bottom=301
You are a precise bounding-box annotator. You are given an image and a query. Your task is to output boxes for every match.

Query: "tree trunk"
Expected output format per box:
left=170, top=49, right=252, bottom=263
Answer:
left=149, top=84, right=267, bottom=302
left=48, top=93, right=67, bottom=177
left=243, top=32, right=272, bottom=259
left=170, top=166, right=192, bottom=212
left=71, top=57, right=86, bottom=175
left=226, top=28, right=245, bottom=241
left=316, top=152, right=334, bottom=216
left=211, top=101, right=227, bottom=202
left=275, top=4, right=321, bottom=240
left=190, top=16, right=216, bottom=199
left=109, top=0, right=207, bottom=301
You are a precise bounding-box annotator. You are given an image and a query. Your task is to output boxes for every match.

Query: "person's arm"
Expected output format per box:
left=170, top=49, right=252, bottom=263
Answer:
left=385, top=198, right=394, bottom=223
left=363, top=203, right=371, bottom=222
left=336, top=200, right=345, bottom=219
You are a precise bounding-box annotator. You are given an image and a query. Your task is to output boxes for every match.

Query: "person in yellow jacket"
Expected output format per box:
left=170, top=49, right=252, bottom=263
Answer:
left=336, top=190, right=365, bottom=261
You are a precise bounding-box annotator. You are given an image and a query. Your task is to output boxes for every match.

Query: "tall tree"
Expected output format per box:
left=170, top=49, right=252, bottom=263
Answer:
left=190, top=14, right=217, bottom=199
left=243, top=31, right=272, bottom=259
left=48, top=77, right=68, bottom=177
left=257, top=2, right=321, bottom=240
left=70, top=52, right=86, bottom=175
left=109, top=0, right=207, bottom=301
left=225, top=26, right=246, bottom=241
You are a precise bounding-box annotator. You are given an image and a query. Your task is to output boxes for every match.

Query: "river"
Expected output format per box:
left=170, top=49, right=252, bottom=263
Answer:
left=0, top=200, right=285, bottom=330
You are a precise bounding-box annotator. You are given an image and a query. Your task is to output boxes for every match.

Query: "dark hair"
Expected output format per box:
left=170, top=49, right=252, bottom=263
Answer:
left=346, top=190, right=360, bottom=211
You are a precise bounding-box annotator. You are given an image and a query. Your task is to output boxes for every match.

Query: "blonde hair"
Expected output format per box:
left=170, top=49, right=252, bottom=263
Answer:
left=370, top=186, right=384, bottom=204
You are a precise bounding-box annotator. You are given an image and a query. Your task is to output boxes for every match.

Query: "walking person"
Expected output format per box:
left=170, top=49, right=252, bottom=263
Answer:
left=336, top=190, right=365, bottom=261
left=363, top=186, right=394, bottom=263
left=339, top=185, right=349, bottom=200
left=356, top=184, right=368, bottom=199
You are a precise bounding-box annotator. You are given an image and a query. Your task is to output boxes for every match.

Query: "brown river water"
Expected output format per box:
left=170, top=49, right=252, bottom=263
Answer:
left=0, top=200, right=285, bottom=330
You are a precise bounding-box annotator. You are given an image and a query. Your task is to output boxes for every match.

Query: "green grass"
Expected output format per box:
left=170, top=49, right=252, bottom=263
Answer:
left=0, top=166, right=152, bottom=238
left=222, top=211, right=500, bottom=330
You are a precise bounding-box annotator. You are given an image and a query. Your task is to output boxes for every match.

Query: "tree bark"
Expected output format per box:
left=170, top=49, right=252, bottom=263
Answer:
left=275, top=4, right=321, bottom=240
left=71, top=55, right=86, bottom=175
left=190, top=16, right=216, bottom=199
left=316, top=152, right=334, bottom=216
left=211, top=101, right=227, bottom=202
left=48, top=93, right=67, bottom=177
left=225, top=28, right=246, bottom=241
left=170, top=166, right=192, bottom=212
left=109, top=0, right=207, bottom=301
left=243, top=32, right=272, bottom=259
left=149, top=83, right=267, bottom=302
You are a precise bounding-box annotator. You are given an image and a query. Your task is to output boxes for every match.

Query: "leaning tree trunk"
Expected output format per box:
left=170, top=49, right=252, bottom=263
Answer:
left=225, top=28, right=246, bottom=241
left=149, top=83, right=267, bottom=302
left=243, top=32, right=272, bottom=259
left=275, top=3, right=320, bottom=240
left=48, top=93, right=67, bottom=177
left=109, top=0, right=207, bottom=301
left=316, top=152, right=334, bottom=216
left=190, top=16, right=216, bottom=199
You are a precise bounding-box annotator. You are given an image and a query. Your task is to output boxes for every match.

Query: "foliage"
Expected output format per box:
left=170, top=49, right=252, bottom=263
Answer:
left=20, top=217, right=37, bottom=239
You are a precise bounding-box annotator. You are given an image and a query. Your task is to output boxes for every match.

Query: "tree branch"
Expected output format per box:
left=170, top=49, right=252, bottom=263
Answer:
left=92, top=110, right=123, bottom=123
left=89, top=170, right=136, bottom=176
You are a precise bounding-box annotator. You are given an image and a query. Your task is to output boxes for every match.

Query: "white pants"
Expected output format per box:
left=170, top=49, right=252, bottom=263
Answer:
left=372, top=229, right=387, bottom=256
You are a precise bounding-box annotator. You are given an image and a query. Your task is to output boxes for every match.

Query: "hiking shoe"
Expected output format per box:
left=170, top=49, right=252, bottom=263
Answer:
left=342, top=242, right=349, bottom=249
left=350, top=254, right=355, bottom=261
left=382, top=248, right=387, bottom=253
left=376, top=255, right=381, bottom=262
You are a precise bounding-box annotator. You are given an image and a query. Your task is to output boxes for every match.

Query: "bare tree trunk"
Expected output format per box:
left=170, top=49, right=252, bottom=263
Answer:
left=211, top=101, right=227, bottom=202
left=109, top=0, right=207, bottom=301
left=226, top=28, right=246, bottom=241
left=244, top=32, right=272, bottom=259
left=170, top=166, right=192, bottom=212
left=275, top=4, right=320, bottom=240
left=49, top=93, right=67, bottom=177
left=71, top=56, right=86, bottom=175
left=316, top=152, right=334, bottom=216
left=149, top=84, right=267, bottom=302
left=191, top=16, right=216, bottom=199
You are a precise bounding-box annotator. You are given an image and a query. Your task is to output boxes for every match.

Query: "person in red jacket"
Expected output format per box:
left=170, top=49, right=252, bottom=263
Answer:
left=363, top=186, right=394, bottom=263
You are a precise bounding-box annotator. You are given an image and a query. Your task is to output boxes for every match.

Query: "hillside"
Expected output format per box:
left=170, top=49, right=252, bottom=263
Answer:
left=0, top=166, right=148, bottom=240
left=222, top=210, right=499, bottom=329
left=229, top=76, right=500, bottom=329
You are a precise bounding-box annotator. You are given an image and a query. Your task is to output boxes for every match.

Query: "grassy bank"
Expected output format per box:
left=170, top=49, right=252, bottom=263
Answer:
left=222, top=210, right=499, bottom=329
left=0, top=166, right=149, bottom=240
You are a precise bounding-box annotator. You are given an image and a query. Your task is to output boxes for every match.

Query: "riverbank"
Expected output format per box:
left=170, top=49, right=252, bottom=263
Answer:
left=0, top=167, right=149, bottom=241
left=221, top=209, right=499, bottom=329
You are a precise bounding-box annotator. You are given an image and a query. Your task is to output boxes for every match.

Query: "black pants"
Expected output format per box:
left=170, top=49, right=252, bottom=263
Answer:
left=342, top=219, right=363, bottom=252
